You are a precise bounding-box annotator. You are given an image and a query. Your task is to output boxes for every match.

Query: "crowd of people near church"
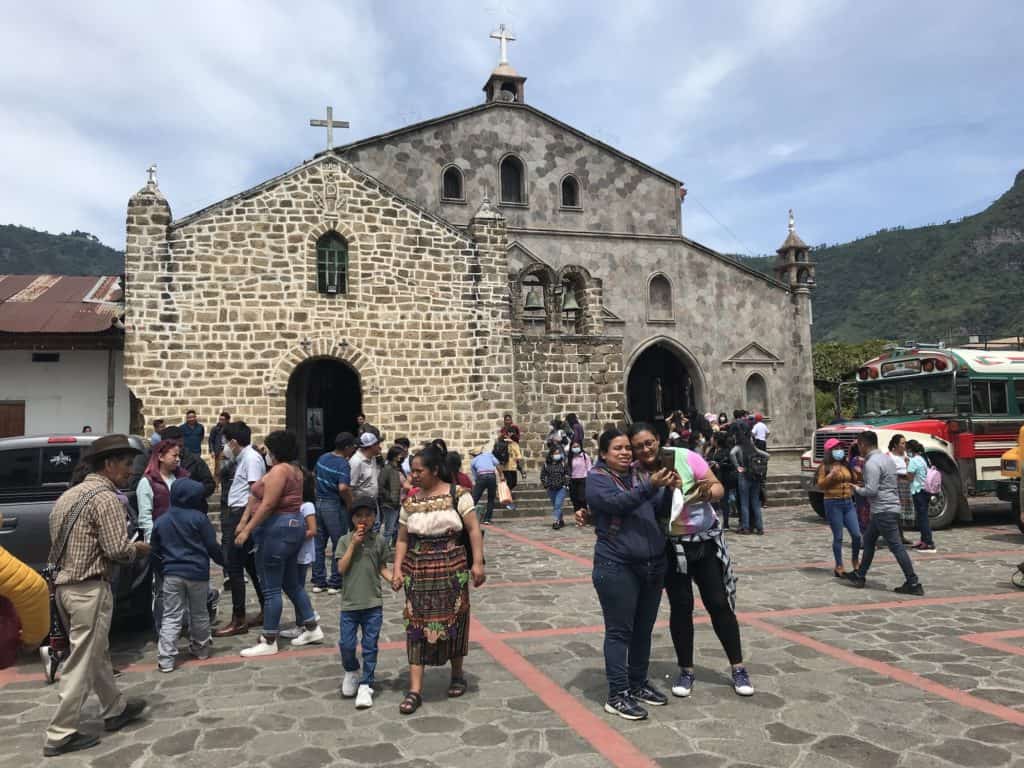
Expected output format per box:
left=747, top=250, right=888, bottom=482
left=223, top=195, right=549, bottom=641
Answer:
left=33, top=399, right=943, bottom=755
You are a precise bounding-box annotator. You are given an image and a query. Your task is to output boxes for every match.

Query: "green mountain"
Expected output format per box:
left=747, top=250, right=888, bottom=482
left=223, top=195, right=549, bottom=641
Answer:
left=741, top=169, right=1024, bottom=343
left=0, top=224, right=123, bottom=275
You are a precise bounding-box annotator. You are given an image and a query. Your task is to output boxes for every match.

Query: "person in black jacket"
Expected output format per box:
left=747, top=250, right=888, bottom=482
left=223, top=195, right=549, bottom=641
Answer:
left=707, top=432, right=737, bottom=530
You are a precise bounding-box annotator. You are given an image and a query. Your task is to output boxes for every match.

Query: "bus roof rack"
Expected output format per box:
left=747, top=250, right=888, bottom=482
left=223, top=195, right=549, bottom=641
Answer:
left=961, top=335, right=1024, bottom=351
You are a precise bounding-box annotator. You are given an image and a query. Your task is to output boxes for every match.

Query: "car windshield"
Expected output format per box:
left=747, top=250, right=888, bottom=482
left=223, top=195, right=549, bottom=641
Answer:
left=855, top=374, right=955, bottom=417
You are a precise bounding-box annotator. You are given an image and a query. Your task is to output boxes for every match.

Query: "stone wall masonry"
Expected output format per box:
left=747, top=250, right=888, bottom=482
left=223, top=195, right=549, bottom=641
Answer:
left=512, top=334, right=624, bottom=465
left=124, top=156, right=516, bottom=459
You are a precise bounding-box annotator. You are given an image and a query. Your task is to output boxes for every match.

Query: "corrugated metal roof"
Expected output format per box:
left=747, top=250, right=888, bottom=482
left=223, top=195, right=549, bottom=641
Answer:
left=0, top=275, right=123, bottom=334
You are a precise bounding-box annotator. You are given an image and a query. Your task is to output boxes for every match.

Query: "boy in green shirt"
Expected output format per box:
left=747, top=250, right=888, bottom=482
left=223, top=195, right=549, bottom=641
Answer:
left=337, top=504, right=393, bottom=709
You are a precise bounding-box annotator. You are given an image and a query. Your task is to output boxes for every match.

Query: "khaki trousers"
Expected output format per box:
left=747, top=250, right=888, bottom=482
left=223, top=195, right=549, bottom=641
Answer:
left=46, top=580, right=126, bottom=743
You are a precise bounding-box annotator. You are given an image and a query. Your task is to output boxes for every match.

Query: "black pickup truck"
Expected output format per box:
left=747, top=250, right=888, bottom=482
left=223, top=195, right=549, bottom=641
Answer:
left=0, top=434, right=152, bottom=624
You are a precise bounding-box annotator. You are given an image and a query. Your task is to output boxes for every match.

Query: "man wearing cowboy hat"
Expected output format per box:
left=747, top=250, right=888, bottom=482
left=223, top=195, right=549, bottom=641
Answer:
left=43, top=435, right=151, bottom=757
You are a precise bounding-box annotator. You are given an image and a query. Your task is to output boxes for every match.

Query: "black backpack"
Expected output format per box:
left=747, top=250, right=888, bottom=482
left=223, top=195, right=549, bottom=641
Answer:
left=747, top=452, right=769, bottom=480
left=492, top=440, right=510, bottom=465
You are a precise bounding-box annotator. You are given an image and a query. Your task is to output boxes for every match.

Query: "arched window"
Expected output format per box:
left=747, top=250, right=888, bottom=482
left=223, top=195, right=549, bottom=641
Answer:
left=561, top=175, right=580, bottom=208
left=746, top=373, right=769, bottom=416
left=647, top=274, right=673, bottom=322
left=441, top=165, right=464, bottom=202
left=500, top=155, right=525, bottom=204
left=316, top=232, right=348, bottom=294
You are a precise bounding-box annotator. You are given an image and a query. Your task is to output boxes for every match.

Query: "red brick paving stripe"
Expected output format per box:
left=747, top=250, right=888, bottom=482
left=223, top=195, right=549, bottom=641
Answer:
left=470, top=617, right=659, bottom=768
left=483, top=524, right=593, bottom=566
left=742, top=615, right=1024, bottom=727
left=961, top=628, right=1024, bottom=657
left=741, top=590, right=1024, bottom=621
left=0, top=639, right=406, bottom=687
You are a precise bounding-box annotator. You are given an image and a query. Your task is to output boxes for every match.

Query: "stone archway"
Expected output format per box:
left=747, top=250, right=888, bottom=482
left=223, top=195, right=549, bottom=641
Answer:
left=287, top=357, right=362, bottom=468
left=625, top=337, right=706, bottom=435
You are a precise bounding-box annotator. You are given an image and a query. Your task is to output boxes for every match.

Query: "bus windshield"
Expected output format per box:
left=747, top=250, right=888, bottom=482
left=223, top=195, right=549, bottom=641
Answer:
left=855, top=374, right=955, bottom=418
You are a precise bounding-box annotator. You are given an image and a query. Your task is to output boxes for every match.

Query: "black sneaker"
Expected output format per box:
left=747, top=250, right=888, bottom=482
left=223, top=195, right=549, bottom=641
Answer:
left=629, top=681, right=668, bottom=706
left=104, top=698, right=146, bottom=732
left=894, top=581, right=924, bottom=596
left=43, top=732, right=100, bottom=757
left=845, top=572, right=866, bottom=588
left=604, top=692, right=648, bottom=720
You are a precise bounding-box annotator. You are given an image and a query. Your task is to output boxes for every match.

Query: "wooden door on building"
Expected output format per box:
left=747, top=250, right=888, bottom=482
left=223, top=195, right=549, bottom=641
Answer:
left=0, top=402, right=25, bottom=438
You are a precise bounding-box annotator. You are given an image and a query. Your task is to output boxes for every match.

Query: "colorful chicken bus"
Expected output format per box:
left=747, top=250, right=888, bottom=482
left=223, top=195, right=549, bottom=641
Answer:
left=801, top=344, right=1024, bottom=529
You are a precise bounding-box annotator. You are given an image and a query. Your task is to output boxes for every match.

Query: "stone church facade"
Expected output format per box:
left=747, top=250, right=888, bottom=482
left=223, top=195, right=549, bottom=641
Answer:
left=123, top=54, right=816, bottom=463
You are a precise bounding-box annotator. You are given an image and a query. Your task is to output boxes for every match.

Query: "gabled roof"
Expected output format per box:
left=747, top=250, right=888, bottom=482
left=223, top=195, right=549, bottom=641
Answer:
left=171, top=155, right=473, bottom=244
left=323, top=101, right=682, bottom=187
left=0, top=275, right=122, bottom=334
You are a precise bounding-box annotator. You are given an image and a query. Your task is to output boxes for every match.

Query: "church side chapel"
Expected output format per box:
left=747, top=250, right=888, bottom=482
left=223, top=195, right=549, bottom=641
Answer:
left=124, top=28, right=816, bottom=461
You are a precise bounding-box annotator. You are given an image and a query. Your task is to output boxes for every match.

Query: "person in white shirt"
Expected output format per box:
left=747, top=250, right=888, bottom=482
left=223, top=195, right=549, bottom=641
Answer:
left=349, top=433, right=382, bottom=511
left=751, top=414, right=769, bottom=450
left=214, top=421, right=266, bottom=637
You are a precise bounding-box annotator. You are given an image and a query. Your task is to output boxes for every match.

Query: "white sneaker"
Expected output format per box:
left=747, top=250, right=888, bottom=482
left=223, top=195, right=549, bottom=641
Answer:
left=291, top=625, right=325, bottom=646
left=341, top=670, right=360, bottom=697
left=326, top=587, right=341, bottom=595
left=240, top=636, right=279, bottom=658
left=279, top=626, right=303, bottom=639
left=355, top=684, right=374, bottom=709
left=311, top=586, right=327, bottom=594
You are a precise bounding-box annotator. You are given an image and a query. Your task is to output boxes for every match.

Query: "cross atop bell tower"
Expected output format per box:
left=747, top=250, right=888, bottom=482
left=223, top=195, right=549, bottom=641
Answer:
left=482, top=24, right=527, bottom=104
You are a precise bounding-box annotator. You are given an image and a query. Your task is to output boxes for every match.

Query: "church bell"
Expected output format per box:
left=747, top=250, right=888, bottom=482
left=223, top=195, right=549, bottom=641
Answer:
left=523, top=286, right=545, bottom=311
left=561, top=288, right=580, bottom=313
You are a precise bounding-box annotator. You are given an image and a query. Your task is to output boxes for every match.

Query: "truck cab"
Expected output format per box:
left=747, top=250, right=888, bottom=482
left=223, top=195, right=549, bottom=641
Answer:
left=996, top=425, right=1024, bottom=533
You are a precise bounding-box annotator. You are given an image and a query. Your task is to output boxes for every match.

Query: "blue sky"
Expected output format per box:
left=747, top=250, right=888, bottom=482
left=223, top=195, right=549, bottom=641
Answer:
left=1, top=1, right=1021, bottom=256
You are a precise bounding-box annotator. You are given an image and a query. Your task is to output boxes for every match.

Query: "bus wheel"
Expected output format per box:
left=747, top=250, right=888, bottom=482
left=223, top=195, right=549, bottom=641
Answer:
left=809, top=493, right=825, bottom=519
left=928, top=472, right=960, bottom=530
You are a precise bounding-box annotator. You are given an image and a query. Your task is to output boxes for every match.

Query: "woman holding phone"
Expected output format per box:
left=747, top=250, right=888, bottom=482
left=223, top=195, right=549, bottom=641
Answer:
left=627, top=423, right=753, bottom=699
left=578, top=427, right=675, bottom=721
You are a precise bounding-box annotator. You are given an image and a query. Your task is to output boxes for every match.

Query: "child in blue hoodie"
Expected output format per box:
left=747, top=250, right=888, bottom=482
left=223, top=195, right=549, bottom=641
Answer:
left=150, top=478, right=225, bottom=673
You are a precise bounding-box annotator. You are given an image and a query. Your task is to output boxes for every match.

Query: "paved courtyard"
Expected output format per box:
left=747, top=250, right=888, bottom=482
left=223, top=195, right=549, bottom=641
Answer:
left=2, top=501, right=1023, bottom=767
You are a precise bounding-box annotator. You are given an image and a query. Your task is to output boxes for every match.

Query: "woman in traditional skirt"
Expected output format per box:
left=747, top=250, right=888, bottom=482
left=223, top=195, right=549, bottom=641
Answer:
left=392, top=444, right=486, bottom=715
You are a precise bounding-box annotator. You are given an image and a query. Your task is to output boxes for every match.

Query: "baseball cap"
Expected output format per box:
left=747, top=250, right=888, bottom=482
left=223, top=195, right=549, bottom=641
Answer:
left=823, top=438, right=841, bottom=453
left=359, top=432, right=380, bottom=448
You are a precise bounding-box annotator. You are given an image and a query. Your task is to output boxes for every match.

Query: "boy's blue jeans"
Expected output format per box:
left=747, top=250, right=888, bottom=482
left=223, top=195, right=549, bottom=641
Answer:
left=339, top=606, right=383, bottom=686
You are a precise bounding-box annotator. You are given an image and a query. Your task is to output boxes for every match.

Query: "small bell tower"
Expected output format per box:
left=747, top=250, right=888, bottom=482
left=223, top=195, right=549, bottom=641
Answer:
left=483, top=24, right=526, bottom=104
left=774, top=209, right=815, bottom=291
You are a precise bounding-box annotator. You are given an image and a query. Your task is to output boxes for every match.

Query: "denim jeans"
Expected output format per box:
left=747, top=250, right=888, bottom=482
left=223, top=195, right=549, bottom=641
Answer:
left=339, top=606, right=383, bottom=686
left=548, top=487, right=568, bottom=523
left=256, top=513, right=317, bottom=635
left=856, top=513, right=919, bottom=584
left=592, top=557, right=665, bottom=697
left=379, top=506, right=399, bottom=545
left=737, top=473, right=763, bottom=531
left=913, top=490, right=934, bottom=546
left=472, top=473, right=497, bottom=523
left=824, top=498, right=862, bottom=568
left=312, top=496, right=348, bottom=588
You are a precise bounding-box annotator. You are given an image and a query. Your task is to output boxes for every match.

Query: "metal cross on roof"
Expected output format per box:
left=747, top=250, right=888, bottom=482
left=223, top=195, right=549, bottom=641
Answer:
left=147, top=164, right=158, bottom=185
left=309, top=106, right=350, bottom=150
left=490, top=24, right=516, bottom=65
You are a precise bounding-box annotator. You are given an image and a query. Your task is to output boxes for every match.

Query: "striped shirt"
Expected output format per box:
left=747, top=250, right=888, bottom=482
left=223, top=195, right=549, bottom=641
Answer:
left=48, top=474, right=137, bottom=585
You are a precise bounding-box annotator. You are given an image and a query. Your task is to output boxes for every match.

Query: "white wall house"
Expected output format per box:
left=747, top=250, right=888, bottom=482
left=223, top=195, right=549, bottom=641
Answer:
left=0, top=275, right=126, bottom=438
left=0, top=349, right=130, bottom=436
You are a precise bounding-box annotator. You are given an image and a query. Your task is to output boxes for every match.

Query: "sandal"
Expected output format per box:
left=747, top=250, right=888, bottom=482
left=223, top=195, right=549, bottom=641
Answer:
left=447, top=677, right=468, bottom=698
left=399, top=691, right=422, bottom=715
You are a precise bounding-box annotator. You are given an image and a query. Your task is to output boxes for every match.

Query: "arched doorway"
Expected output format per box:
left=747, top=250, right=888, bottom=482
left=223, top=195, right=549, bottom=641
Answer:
left=626, top=340, right=702, bottom=438
left=286, top=358, right=362, bottom=468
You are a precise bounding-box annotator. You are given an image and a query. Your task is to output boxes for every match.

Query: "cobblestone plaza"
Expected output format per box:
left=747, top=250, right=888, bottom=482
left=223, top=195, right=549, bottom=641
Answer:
left=2, top=502, right=1022, bottom=767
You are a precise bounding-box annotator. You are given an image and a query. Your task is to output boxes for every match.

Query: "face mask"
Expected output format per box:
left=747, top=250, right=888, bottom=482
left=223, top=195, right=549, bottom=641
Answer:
left=266, top=453, right=276, bottom=467
left=222, top=444, right=234, bottom=460
left=552, top=454, right=563, bottom=462
left=572, top=447, right=581, bottom=455
left=831, top=449, right=845, bottom=461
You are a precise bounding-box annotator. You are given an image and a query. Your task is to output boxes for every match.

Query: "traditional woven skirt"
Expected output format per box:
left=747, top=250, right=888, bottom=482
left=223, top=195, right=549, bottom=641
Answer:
left=403, top=533, right=470, bottom=666
left=897, top=478, right=914, bottom=523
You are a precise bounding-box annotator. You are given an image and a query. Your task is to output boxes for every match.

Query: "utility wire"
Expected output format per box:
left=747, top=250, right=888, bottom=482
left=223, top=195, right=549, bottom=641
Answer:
left=687, top=195, right=756, bottom=256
